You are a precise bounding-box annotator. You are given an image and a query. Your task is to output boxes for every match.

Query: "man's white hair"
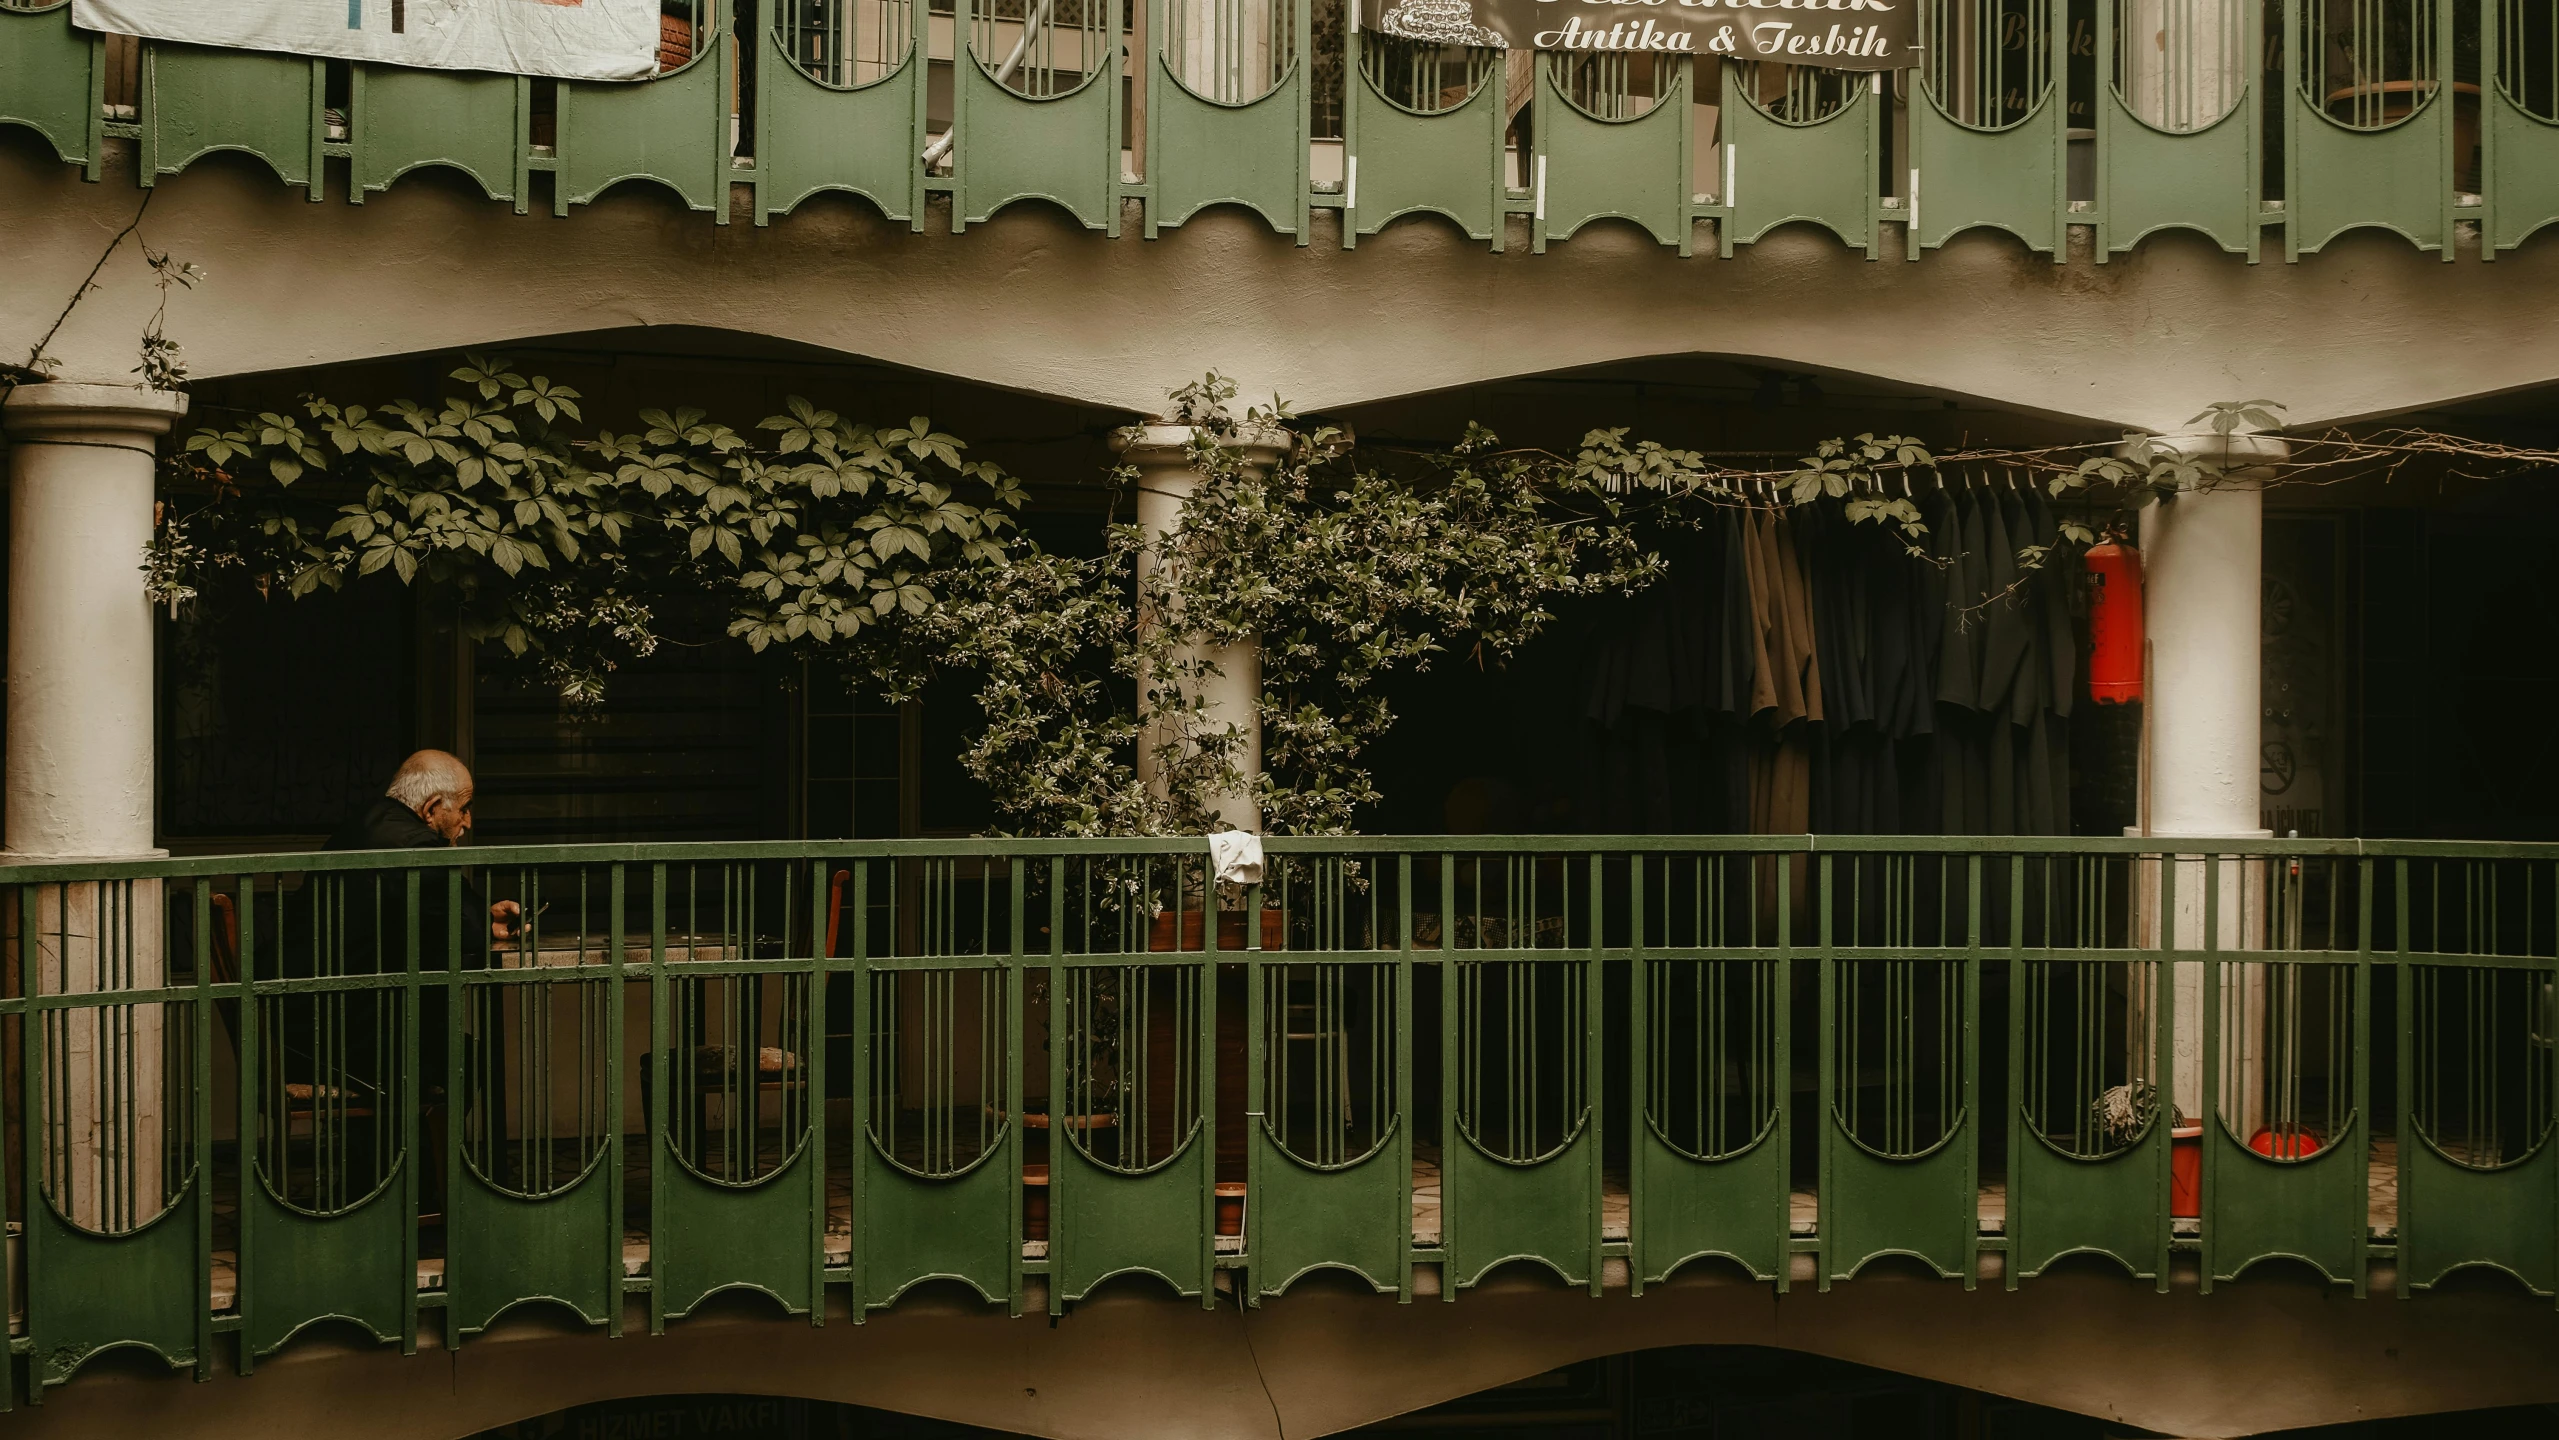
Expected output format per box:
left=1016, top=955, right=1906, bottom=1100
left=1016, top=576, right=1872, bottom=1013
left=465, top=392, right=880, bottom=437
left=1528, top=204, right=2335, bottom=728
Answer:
left=386, top=749, right=474, bottom=813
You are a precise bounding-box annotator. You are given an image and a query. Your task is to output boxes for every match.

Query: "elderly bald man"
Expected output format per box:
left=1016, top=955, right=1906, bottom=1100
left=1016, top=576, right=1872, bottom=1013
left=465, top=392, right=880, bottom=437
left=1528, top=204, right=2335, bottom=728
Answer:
left=325, top=748, right=522, bottom=943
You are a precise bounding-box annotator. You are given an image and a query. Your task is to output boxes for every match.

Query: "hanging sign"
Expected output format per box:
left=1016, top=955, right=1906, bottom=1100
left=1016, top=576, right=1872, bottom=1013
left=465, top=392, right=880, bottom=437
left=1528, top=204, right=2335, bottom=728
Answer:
left=1361, top=0, right=1916, bottom=67
left=71, top=0, right=661, bottom=82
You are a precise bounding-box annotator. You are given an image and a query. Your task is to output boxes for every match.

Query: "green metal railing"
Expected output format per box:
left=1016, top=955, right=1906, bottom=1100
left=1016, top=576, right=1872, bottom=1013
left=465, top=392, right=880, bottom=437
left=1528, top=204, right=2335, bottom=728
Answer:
left=6, top=0, right=2557, bottom=256
left=4, top=834, right=2558, bottom=1403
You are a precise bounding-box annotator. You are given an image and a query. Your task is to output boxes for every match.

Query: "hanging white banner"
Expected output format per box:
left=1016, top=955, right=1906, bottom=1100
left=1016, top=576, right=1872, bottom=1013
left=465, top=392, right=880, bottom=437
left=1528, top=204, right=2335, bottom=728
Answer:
left=71, top=0, right=662, bottom=82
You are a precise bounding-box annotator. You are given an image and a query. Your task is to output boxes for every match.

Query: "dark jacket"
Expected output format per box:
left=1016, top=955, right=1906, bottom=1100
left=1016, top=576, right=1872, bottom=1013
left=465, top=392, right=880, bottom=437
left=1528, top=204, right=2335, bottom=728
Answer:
left=321, top=796, right=492, bottom=972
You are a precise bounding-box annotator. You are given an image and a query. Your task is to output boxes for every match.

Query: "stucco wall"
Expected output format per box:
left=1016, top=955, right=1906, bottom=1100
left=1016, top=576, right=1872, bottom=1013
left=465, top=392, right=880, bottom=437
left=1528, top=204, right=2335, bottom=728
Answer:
left=7, top=135, right=2559, bottom=431
left=9, top=1265, right=2559, bottom=1440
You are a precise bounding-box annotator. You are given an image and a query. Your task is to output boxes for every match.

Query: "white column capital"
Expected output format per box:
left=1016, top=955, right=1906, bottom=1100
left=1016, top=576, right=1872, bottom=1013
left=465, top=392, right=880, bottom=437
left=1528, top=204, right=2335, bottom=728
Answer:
left=1111, top=423, right=1292, bottom=476
left=3, top=380, right=190, bottom=442
left=2121, top=429, right=2290, bottom=479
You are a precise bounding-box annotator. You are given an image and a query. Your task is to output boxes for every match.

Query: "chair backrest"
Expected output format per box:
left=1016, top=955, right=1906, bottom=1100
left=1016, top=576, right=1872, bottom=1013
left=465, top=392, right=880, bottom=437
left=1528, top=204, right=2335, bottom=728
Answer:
left=208, top=891, right=244, bottom=1046
left=825, top=869, right=851, bottom=957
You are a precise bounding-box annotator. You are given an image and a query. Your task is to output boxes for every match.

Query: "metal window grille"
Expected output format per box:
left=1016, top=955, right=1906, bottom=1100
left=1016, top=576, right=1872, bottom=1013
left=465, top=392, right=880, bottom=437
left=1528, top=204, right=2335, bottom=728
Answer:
left=661, top=863, right=813, bottom=1187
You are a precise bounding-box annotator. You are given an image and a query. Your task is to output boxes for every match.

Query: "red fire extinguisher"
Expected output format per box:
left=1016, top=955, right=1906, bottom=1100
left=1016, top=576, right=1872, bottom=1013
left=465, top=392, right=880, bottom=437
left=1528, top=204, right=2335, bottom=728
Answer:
left=2086, top=537, right=2144, bottom=704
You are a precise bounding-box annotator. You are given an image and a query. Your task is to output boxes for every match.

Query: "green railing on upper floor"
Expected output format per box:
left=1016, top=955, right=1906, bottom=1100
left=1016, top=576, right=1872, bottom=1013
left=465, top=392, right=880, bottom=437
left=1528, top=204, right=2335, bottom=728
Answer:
left=3, top=0, right=2556, bottom=258
left=2, top=833, right=2556, bottom=1406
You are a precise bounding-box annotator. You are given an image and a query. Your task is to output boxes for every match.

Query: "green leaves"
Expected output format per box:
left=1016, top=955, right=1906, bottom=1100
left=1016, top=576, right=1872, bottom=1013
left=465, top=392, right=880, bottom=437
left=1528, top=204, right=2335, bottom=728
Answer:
left=164, top=357, right=1028, bottom=713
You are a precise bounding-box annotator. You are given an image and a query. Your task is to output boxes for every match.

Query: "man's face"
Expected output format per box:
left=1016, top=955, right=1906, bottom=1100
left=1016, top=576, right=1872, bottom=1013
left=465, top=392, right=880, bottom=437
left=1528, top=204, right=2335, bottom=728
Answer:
left=420, top=786, right=475, bottom=845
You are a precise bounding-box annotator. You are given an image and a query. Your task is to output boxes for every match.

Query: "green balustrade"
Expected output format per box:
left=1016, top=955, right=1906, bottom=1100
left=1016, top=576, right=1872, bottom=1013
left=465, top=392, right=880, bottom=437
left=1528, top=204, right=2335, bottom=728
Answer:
left=2094, top=0, right=2261, bottom=259
left=1907, top=0, right=2069, bottom=259
left=556, top=4, right=733, bottom=218
left=139, top=43, right=325, bottom=198
left=1716, top=63, right=1880, bottom=259
left=1341, top=34, right=1505, bottom=247
left=1531, top=54, right=1693, bottom=254
left=1144, top=0, right=1312, bottom=239
left=6, top=835, right=2559, bottom=1404
left=349, top=67, right=528, bottom=208
left=755, top=0, right=929, bottom=228
left=0, top=2, right=101, bottom=173
left=2282, top=0, right=2454, bottom=258
left=949, top=0, right=1123, bottom=233
left=9, top=0, right=2559, bottom=260
left=2485, top=0, right=2559, bottom=254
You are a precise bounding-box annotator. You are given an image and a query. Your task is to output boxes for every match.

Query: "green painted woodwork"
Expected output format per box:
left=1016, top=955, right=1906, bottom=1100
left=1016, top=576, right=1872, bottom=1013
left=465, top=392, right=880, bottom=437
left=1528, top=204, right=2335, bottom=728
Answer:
left=1146, top=62, right=1310, bottom=240
left=2202, top=1121, right=2368, bottom=1286
left=2486, top=90, right=2559, bottom=254
left=1821, top=1129, right=1978, bottom=1284
left=447, top=1161, right=617, bottom=1336
left=1908, top=84, right=2065, bottom=259
left=1145, top=0, right=1311, bottom=240
left=1632, top=1125, right=1788, bottom=1287
left=25, top=1191, right=202, bottom=1389
left=2281, top=0, right=2452, bottom=258
left=854, top=1153, right=1019, bottom=1307
left=1248, top=1126, right=1405, bottom=1296
left=140, top=44, right=324, bottom=197
left=1245, top=948, right=1408, bottom=1301
left=2400, top=1141, right=2556, bottom=1294
left=1054, top=1137, right=1215, bottom=1300
left=2006, top=1120, right=2170, bottom=1285
left=2090, top=0, right=2261, bottom=258
left=1718, top=71, right=1876, bottom=258
left=1442, top=1126, right=1598, bottom=1289
left=653, top=1146, right=820, bottom=1320
left=950, top=0, right=1122, bottom=234
left=849, top=952, right=1022, bottom=1314
left=1532, top=58, right=1690, bottom=254
left=2098, top=91, right=2258, bottom=259
left=756, top=19, right=926, bottom=228
left=1440, top=955, right=1602, bottom=1293
left=241, top=1180, right=411, bottom=1355
left=557, top=18, right=730, bottom=218
left=0, top=4, right=99, bottom=171
left=351, top=67, right=526, bottom=207
left=2200, top=959, right=2370, bottom=1291
left=1342, top=35, right=1504, bottom=247
left=1051, top=956, right=1215, bottom=1305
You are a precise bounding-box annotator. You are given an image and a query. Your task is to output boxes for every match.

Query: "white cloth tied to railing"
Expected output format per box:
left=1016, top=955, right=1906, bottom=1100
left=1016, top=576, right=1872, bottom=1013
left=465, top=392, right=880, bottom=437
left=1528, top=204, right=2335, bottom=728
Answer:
left=1209, top=828, right=1265, bottom=887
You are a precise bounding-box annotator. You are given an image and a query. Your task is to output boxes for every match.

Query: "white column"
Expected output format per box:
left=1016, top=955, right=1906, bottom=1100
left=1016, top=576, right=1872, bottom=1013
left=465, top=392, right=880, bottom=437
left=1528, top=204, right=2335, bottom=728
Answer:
left=1167, top=0, right=1277, bottom=104
left=4, top=381, right=185, bottom=860
left=3, top=380, right=187, bottom=1231
left=2130, top=430, right=2286, bottom=1124
left=1114, top=424, right=1287, bottom=834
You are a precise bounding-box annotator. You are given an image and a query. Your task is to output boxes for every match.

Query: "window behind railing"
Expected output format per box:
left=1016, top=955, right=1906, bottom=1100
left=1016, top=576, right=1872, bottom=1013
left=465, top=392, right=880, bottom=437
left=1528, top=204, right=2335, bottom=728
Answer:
left=1926, top=0, right=2057, bottom=128
left=2114, top=0, right=2250, bottom=131
left=1165, top=0, right=1298, bottom=103
left=2500, top=0, right=2559, bottom=119
left=776, top=0, right=914, bottom=86
left=1360, top=34, right=1496, bottom=113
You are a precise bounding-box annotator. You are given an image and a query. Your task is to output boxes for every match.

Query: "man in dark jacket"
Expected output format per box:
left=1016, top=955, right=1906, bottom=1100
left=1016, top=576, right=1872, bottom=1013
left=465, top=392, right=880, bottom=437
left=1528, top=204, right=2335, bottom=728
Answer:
left=324, top=748, right=522, bottom=949
left=309, top=750, right=521, bottom=1195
